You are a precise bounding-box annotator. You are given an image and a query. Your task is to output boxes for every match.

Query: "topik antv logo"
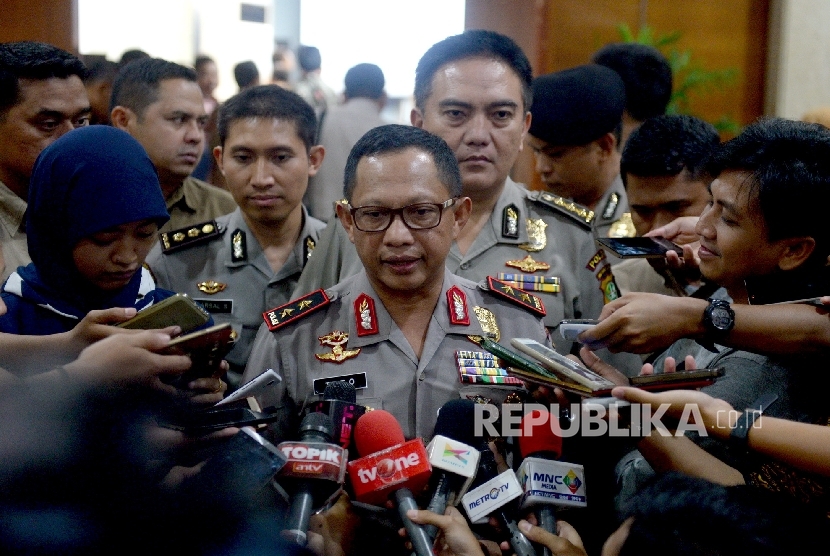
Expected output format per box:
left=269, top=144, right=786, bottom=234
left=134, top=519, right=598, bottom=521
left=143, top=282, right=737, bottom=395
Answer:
left=280, top=444, right=342, bottom=465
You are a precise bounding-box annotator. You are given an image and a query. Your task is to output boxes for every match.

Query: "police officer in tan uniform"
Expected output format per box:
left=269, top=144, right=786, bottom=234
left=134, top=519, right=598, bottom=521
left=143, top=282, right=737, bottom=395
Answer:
left=292, top=31, right=621, bottom=358
left=244, top=124, right=550, bottom=440
left=527, top=65, right=636, bottom=240
left=147, top=86, right=325, bottom=378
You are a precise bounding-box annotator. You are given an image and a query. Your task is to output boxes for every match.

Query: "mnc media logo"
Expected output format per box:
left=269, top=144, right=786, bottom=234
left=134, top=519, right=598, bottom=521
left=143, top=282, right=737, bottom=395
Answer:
left=562, top=470, right=581, bottom=494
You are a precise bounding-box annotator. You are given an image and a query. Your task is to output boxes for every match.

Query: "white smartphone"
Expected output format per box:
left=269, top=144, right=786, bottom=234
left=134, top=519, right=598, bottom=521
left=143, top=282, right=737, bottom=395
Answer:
left=510, top=338, right=618, bottom=392
left=559, top=319, right=600, bottom=342
left=214, top=369, right=282, bottom=407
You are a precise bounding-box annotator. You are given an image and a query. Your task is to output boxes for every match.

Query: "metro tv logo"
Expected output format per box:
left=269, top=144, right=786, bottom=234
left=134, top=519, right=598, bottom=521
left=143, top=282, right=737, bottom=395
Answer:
left=442, top=443, right=470, bottom=464
left=534, top=470, right=582, bottom=494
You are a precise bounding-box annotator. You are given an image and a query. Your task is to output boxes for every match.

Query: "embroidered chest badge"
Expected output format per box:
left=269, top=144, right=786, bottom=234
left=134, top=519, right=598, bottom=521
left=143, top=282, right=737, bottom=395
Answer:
left=447, top=286, right=470, bottom=325
left=506, top=254, right=551, bottom=273
left=354, top=293, right=379, bottom=336
left=472, top=306, right=500, bottom=342
left=519, top=218, right=547, bottom=252
left=197, top=280, right=226, bottom=294
left=315, top=330, right=361, bottom=363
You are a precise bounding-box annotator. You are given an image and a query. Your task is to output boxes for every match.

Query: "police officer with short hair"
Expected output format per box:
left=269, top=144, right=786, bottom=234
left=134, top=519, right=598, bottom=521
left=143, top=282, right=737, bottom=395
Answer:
left=146, top=86, right=326, bottom=379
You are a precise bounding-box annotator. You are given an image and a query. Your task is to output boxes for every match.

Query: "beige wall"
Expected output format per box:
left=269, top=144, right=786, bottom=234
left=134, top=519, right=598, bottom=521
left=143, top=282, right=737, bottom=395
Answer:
left=768, top=0, right=830, bottom=119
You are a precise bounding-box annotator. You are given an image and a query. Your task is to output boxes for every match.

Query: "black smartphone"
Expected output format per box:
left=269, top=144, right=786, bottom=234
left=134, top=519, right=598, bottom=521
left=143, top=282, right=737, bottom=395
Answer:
left=629, top=367, right=725, bottom=391
left=597, top=237, right=682, bottom=259
left=745, top=268, right=830, bottom=306
left=162, top=407, right=282, bottom=433
left=159, top=323, right=235, bottom=387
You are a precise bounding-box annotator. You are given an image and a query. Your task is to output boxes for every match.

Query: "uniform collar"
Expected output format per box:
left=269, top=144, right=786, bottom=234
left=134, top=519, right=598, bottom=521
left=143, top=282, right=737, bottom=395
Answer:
left=165, top=176, right=197, bottom=214
left=0, top=180, right=27, bottom=237
left=488, top=177, right=530, bottom=245
left=596, top=175, right=625, bottom=223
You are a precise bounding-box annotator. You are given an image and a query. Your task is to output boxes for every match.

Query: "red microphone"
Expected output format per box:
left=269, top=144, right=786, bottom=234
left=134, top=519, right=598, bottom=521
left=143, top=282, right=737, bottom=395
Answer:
left=516, top=409, right=585, bottom=556
left=347, top=410, right=434, bottom=556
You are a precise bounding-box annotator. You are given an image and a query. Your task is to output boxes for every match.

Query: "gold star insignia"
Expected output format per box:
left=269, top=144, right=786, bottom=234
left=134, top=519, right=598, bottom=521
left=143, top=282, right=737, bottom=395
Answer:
left=280, top=308, right=294, bottom=318
left=298, top=300, right=313, bottom=309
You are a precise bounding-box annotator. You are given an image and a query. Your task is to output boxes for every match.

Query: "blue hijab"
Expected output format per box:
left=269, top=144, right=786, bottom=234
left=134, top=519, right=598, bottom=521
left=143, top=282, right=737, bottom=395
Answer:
left=0, top=126, right=171, bottom=334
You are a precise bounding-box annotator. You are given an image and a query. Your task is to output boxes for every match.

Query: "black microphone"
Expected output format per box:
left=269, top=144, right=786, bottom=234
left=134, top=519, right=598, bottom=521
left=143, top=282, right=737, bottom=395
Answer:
left=307, top=380, right=366, bottom=451
left=423, top=400, right=480, bottom=540
left=277, top=412, right=346, bottom=546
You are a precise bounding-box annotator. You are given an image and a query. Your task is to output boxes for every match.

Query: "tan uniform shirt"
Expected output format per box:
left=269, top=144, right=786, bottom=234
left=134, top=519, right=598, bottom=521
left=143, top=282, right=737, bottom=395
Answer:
left=243, top=269, right=549, bottom=440
left=147, top=207, right=325, bottom=373
left=0, top=181, right=30, bottom=282
left=161, top=176, right=236, bottom=234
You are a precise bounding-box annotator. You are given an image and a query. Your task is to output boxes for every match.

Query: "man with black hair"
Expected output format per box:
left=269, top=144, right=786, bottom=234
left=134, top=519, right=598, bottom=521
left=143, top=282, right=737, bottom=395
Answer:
left=306, top=63, right=386, bottom=220
left=82, top=56, right=117, bottom=125
left=194, top=54, right=218, bottom=115
left=147, top=85, right=325, bottom=378
left=294, top=45, right=336, bottom=123
left=233, top=61, right=260, bottom=91
left=0, top=41, right=91, bottom=280
left=111, top=57, right=235, bottom=233
left=614, top=114, right=719, bottom=295
left=593, top=42, right=673, bottom=148
left=528, top=65, right=632, bottom=239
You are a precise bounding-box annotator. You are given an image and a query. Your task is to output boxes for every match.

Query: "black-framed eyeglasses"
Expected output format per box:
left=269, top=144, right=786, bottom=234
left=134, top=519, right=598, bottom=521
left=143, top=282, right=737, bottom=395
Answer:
left=348, top=198, right=457, bottom=232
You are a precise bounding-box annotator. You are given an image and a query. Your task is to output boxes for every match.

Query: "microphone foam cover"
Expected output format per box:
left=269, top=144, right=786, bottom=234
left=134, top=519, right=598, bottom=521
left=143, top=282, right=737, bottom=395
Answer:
left=354, top=410, right=405, bottom=457
left=433, top=399, right=478, bottom=446
left=323, top=380, right=356, bottom=403
left=518, top=409, right=563, bottom=459
left=299, top=411, right=335, bottom=442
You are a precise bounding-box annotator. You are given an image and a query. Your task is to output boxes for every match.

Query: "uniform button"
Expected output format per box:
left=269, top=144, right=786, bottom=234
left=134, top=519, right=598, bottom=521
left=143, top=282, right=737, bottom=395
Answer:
left=418, top=372, right=426, bottom=381
left=460, top=262, right=470, bottom=270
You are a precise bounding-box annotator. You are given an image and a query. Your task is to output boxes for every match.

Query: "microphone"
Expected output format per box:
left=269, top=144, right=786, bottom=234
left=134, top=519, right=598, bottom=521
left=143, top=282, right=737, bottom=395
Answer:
left=306, top=380, right=367, bottom=451
left=277, top=412, right=347, bottom=546
left=347, top=410, right=434, bottom=556
left=516, top=409, right=586, bottom=556
left=423, top=400, right=480, bottom=540
left=461, top=435, right=535, bottom=556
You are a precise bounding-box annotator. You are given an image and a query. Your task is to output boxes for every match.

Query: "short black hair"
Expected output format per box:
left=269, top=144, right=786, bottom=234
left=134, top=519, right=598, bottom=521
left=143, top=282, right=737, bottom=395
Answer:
left=110, top=58, right=198, bottom=116
left=194, top=55, right=215, bottom=73
left=414, top=30, right=533, bottom=111
left=343, top=124, right=462, bottom=201
left=593, top=43, right=673, bottom=122
left=233, top=61, right=260, bottom=89
left=705, top=118, right=830, bottom=268
left=621, top=114, right=719, bottom=185
left=344, top=63, right=385, bottom=100
left=619, top=473, right=824, bottom=556
left=217, top=84, right=317, bottom=150
left=0, top=42, right=87, bottom=115
left=117, top=49, right=149, bottom=70
left=83, top=57, right=118, bottom=84
left=297, top=46, right=322, bottom=72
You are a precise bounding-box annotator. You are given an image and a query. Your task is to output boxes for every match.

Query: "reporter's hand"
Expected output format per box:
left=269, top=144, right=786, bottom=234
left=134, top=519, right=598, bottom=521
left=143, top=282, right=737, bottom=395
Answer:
left=177, top=360, right=229, bottom=405
left=499, top=520, right=587, bottom=556
left=402, top=507, right=484, bottom=556
left=63, top=331, right=192, bottom=391
left=579, top=293, right=703, bottom=354
left=307, top=493, right=359, bottom=556
left=578, top=347, right=629, bottom=386
left=645, top=216, right=699, bottom=245
left=612, top=386, right=734, bottom=439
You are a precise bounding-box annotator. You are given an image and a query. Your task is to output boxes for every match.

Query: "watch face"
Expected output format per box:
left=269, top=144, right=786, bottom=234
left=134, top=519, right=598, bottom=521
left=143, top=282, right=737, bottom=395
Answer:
left=711, top=307, right=733, bottom=330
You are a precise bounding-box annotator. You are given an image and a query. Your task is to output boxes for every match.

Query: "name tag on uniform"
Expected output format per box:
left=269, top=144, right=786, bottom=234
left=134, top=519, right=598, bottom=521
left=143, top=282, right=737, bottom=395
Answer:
left=313, top=372, right=368, bottom=395
left=194, top=299, right=233, bottom=314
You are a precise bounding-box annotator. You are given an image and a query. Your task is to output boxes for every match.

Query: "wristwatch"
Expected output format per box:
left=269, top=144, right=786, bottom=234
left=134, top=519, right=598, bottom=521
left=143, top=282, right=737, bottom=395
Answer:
left=701, top=298, right=735, bottom=351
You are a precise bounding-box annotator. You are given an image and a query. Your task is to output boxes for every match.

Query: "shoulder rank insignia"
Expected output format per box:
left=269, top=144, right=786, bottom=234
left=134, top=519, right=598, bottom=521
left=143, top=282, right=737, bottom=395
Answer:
left=197, top=280, right=226, bottom=295
left=315, top=331, right=361, bottom=363
left=263, top=289, right=330, bottom=331
left=502, top=204, right=520, bottom=239
left=486, top=276, right=546, bottom=316
left=159, top=220, right=222, bottom=253
left=506, top=254, right=550, bottom=273
left=472, top=306, right=500, bottom=341
left=354, top=293, right=379, bottom=336
left=447, top=285, right=470, bottom=325
left=231, top=229, right=247, bottom=262
left=518, top=218, right=547, bottom=252
left=608, top=212, right=636, bottom=238
left=602, top=192, right=620, bottom=220
left=532, top=191, right=594, bottom=229
left=304, top=235, right=316, bottom=264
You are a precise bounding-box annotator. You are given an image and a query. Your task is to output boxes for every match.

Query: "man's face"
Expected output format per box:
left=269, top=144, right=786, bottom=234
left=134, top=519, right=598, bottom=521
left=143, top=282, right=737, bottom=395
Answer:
left=215, top=118, right=323, bottom=226
left=527, top=134, right=605, bottom=200
left=627, top=171, right=711, bottom=236
left=338, top=148, right=471, bottom=298
left=0, top=76, right=90, bottom=198
left=411, top=57, right=530, bottom=198
left=119, top=78, right=207, bottom=185
left=72, top=219, right=158, bottom=291
left=695, top=170, right=793, bottom=293
left=197, top=62, right=218, bottom=97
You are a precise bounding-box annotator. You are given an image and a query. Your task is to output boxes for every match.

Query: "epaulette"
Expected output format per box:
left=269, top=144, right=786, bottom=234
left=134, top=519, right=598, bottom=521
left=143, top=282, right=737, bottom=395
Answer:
left=159, top=220, right=224, bottom=254
left=528, top=191, right=594, bottom=230
left=484, top=276, right=546, bottom=317
left=263, top=289, right=330, bottom=331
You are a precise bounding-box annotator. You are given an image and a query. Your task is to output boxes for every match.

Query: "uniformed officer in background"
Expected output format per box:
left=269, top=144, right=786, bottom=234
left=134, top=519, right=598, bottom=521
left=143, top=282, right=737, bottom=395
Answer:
left=527, top=65, right=635, bottom=240
left=292, top=31, right=623, bottom=362
left=243, top=124, right=550, bottom=440
left=147, top=85, right=326, bottom=381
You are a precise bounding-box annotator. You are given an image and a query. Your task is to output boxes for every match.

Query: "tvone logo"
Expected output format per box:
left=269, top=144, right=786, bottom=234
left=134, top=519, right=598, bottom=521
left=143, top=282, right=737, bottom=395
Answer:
left=356, top=453, right=421, bottom=484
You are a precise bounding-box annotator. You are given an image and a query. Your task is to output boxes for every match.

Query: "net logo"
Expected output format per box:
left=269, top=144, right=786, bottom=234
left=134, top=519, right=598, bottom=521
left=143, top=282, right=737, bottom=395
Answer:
left=443, top=443, right=470, bottom=464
